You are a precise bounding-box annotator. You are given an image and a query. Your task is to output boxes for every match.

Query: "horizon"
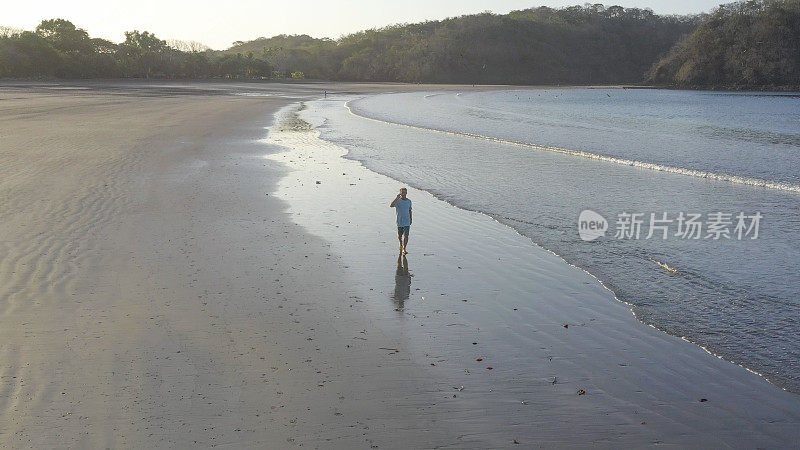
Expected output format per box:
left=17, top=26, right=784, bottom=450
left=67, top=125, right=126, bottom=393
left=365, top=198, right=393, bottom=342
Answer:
left=6, top=0, right=727, bottom=50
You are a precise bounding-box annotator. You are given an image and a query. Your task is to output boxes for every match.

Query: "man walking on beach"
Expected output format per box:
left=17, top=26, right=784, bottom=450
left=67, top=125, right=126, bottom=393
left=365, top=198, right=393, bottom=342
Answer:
left=390, top=187, right=412, bottom=254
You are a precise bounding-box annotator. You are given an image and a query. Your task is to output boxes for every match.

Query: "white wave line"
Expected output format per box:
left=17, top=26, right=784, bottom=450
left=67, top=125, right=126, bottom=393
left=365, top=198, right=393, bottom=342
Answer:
left=345, top=101, right=800, bottom=194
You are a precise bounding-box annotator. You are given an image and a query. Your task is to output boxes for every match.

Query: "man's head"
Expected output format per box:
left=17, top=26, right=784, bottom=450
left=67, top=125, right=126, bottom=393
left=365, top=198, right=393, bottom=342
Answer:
left=399, top=187, right=408, bottom=199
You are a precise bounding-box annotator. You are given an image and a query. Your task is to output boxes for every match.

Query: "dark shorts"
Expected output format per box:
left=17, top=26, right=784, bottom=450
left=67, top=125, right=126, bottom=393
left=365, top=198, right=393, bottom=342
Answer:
left=397, top=226, right=410, bottom=236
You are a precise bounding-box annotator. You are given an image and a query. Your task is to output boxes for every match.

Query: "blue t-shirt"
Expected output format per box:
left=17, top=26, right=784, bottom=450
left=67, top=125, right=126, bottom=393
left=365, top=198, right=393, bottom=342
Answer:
left=394, top=198, right=412, bottom=227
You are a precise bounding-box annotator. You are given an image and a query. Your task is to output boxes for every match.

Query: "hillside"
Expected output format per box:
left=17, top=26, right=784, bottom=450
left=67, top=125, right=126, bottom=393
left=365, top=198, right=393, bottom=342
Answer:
left=1, top=5, right=701, bottom=83
left=647, top=0, right=800, bottom=88
left=222, top=5, right=699, bottom=84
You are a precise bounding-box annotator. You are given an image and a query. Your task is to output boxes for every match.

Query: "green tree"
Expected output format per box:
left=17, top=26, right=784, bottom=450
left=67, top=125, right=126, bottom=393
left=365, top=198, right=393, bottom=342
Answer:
left=0, top=31, right=58, bottom=77
left=36, top=19, right=92, bottom=54
left=33, top=19, right=99, bottom=77
left=119, top=30, right=171, bottom=78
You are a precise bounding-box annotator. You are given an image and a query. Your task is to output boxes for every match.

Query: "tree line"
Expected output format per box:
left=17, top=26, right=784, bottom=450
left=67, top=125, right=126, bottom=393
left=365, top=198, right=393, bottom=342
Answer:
left=0, top=19, right=277, bottom=79
left=220, top=5, right=700, bottom=85
left=1, top=6, right=701, bottom=83
left=7, top=2, right=793, bottom=87
left=647, top=0, right=800, bottom=88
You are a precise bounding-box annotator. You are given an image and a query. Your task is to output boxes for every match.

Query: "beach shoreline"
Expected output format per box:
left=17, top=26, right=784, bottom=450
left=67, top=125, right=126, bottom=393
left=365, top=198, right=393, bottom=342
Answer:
left=266, top=98, right=800, bottom=447
left=340, top=91, right=800, bottom=391
left=1, top=81, right=799, bottom=448
left=314, top=88, right=800, bottom=395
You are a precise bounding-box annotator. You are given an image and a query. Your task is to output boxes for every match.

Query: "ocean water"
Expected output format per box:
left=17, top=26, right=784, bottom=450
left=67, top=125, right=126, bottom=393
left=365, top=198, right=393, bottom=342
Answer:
left=301, top=88, right=800, bottom=393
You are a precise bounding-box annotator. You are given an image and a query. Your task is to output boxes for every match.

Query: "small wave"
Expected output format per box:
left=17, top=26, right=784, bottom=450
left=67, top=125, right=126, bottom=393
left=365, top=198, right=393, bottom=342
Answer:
left=650, top=258, right=680, bottom=275
left=345, top=102, right=800, bottom=194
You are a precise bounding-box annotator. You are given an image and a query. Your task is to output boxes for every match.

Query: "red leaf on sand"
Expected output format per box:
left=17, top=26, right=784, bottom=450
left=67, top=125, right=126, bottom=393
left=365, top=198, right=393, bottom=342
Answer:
left=563, top=324, right=569, bottom=328
left=486, top=367, right=493, bottom=370
left=577, top=389, right=586, bottom=395
left=476, top=358, right=483, bottom=361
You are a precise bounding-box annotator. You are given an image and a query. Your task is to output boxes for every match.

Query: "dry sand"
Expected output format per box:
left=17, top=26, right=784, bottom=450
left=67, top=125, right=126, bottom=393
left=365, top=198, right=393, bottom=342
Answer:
left=2, top=81, right=800, bottom=448
left=0, top=83, right=471, bottom=448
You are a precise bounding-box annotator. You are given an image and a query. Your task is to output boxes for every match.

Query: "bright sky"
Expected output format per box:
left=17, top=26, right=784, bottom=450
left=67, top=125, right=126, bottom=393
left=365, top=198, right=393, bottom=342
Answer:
left=5, top=0, right=727, bottom=50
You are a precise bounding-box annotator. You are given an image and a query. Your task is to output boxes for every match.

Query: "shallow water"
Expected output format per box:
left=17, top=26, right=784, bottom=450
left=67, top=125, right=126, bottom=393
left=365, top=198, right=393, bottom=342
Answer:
left=353, top=89, right=800, bottom=189
left=304, top=89, right=800, bottom=393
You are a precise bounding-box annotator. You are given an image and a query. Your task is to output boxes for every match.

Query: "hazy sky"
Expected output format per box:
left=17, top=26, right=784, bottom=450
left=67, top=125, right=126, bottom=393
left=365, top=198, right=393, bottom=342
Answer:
left=5, top=0, right=727, bottom=50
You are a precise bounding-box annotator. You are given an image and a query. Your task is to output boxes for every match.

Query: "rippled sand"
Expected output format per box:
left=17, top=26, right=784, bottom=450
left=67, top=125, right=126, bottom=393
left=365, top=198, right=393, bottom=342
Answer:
left=0, top=84, right=465, bottom=448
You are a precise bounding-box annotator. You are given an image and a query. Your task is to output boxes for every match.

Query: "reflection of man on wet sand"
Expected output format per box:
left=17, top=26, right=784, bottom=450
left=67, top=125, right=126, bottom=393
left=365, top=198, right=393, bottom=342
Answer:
left=393, top=254, right=411, bottom=307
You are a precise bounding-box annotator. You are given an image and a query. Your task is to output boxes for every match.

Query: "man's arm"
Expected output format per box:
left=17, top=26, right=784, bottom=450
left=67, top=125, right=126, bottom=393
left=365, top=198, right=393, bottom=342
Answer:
left=390, top=195, right=400, bottom=207
left=409, top=210, right=412, bottom=225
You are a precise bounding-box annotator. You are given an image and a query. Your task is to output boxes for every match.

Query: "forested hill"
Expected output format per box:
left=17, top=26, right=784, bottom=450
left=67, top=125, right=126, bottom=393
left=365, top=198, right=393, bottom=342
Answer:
left=2, top=4, right=700, bottom=84
left=218, top=5, right=699, bottom=84
left=647, top=0, right=800, bottom=88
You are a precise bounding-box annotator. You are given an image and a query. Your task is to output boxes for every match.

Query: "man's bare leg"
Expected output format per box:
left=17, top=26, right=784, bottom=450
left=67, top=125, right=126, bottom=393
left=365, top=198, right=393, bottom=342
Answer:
left=402, top=234, right=409, bottom=254
left=398, top=234, right=404, bottom=253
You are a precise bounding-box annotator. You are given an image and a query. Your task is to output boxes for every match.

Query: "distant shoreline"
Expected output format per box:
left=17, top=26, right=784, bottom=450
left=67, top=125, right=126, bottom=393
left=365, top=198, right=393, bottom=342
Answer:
left=3, top=78, right=799, bottom=94
left=646, top=83, right=800, bottom=93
